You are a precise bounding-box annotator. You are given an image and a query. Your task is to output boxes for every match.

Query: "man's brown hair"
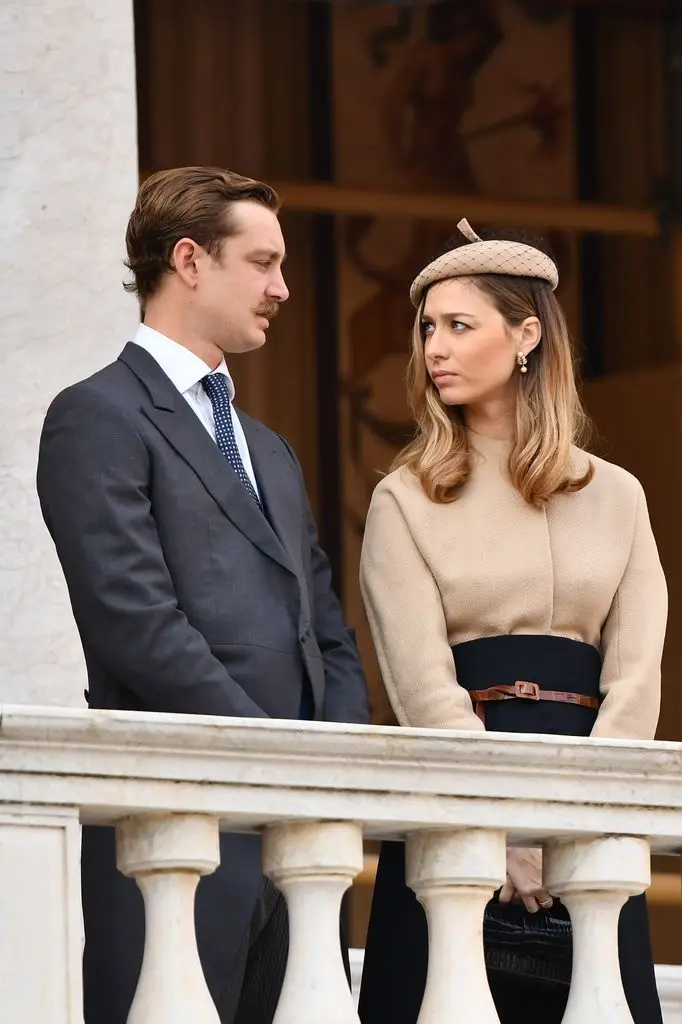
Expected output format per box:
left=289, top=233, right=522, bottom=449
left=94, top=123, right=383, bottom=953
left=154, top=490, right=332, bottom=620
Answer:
left=124, top=166, right=280, bottom=304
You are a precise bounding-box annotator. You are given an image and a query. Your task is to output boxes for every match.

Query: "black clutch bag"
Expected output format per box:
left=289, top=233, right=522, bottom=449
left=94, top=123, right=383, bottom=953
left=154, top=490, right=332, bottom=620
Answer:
left=483, top=896, right=572, bottom=991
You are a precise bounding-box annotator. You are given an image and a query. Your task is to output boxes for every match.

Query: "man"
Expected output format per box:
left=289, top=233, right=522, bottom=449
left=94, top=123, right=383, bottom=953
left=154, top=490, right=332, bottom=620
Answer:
left=37, top=166, right=370, bottom=1023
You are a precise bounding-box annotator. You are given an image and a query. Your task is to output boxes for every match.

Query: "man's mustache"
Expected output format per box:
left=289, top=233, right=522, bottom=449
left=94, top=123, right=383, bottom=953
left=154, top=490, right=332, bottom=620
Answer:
left=255, top=301, right=280, bottom=320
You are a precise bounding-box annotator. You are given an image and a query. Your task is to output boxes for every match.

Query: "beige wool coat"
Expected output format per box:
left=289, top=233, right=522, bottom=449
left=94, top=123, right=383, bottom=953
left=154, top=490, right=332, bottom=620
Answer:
left=360, top=431, right=667, bottom=740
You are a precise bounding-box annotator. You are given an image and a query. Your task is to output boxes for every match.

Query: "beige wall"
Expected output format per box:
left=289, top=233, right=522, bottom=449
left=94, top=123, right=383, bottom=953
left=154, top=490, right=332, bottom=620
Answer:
left=0, top=0, right=139, bottom=705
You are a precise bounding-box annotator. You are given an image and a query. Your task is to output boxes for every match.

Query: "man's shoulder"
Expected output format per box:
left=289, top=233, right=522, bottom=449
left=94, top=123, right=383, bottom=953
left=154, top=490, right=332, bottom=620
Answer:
left=37, top=353, right=150, bottom=476
left=46, top=352, right=140, bottom=418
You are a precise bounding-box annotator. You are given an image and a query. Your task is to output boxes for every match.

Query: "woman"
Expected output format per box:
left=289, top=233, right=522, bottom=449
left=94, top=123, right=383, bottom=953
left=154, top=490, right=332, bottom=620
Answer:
left=358, top=220, right=667, bottom=1023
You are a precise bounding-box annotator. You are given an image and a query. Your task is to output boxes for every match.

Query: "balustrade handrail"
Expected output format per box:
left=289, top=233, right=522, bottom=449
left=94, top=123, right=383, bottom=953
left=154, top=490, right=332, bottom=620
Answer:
left=2, top=703, right=682, bottom=1024
left=1, top=703, right=682, bottom=845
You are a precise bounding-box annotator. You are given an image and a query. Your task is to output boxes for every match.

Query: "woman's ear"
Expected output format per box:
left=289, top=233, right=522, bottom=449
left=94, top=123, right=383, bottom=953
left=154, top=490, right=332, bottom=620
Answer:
left=519, top=316, right=541, bottom=356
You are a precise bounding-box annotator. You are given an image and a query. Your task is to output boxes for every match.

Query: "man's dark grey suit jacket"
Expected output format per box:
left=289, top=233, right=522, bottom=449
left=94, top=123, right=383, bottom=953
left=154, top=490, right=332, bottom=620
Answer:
left=37, top=341, right=370, bottom=1022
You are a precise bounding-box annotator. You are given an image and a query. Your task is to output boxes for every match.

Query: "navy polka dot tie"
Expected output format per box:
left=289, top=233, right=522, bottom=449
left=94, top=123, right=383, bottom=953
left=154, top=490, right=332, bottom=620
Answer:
left=201, top=374, right=261, bottom=507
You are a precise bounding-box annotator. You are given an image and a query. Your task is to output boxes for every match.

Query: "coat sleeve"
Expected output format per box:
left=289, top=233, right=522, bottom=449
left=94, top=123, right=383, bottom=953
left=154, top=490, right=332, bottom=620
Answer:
left=592, top=484, right=667, bottom=740
left=277, top=435, right=370, bottom=725
left=360, top=480, right=484, bottom=732
left=37, top=385, right=268, bottom=718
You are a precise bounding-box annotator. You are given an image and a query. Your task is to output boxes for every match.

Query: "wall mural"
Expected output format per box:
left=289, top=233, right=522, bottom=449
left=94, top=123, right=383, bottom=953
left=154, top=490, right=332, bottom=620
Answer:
left=332, top=0, right=578, bottom=721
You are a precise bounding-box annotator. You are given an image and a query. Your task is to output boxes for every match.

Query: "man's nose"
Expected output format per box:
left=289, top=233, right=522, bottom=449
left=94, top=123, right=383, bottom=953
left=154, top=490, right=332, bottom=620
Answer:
left=267, top=269, right=289, bottom=303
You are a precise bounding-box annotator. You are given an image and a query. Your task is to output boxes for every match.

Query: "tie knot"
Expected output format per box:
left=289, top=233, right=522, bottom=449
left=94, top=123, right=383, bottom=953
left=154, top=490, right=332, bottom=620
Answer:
left=202, top=373, right=230, bottom=405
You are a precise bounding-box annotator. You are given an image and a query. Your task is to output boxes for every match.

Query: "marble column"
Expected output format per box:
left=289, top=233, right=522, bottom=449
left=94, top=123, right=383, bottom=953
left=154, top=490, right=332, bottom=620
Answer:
left=263, top=820, right=364, bottom=1024
left=117, top=814, right=221, bottom=1023
left=545, top=835, right=650, bottom=1023
left=0, top=0, right=139, bottom=704
left=406, top=828, right=507, bottom=1024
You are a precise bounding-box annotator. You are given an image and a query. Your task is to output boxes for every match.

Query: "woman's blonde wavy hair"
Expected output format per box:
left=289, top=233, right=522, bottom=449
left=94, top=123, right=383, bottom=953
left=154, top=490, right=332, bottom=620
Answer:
left=393, top=230, right=593, bottom=507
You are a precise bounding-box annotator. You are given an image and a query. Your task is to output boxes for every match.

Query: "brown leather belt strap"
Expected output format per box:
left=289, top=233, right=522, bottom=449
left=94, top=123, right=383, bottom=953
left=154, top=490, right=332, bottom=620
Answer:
left=469, top=680, right=600, bottom=724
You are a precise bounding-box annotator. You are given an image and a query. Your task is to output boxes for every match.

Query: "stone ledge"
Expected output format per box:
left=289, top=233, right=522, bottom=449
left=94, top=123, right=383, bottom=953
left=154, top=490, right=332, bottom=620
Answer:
left=2, top=705, right=682, bottom=847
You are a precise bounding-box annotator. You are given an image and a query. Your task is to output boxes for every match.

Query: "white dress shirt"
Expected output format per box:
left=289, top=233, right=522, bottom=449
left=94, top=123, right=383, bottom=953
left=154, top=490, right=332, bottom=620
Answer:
left=131, top=323, right=260, bottom=497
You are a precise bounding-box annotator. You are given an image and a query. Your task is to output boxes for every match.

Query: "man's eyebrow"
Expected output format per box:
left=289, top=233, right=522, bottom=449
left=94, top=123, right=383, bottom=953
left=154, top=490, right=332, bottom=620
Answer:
left=248, top=248, right=287, bottom=262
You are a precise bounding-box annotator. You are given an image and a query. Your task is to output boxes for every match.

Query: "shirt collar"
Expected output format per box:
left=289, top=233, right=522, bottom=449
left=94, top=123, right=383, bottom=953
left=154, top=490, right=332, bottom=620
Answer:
left=132, top=323, right=235, bottom=401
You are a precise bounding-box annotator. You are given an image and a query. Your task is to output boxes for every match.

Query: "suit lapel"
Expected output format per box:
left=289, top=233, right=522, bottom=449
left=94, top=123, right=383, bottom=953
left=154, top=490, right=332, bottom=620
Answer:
left=239, top=413, right=309, bottom=590
left=119, top=343, right=295, bottom=576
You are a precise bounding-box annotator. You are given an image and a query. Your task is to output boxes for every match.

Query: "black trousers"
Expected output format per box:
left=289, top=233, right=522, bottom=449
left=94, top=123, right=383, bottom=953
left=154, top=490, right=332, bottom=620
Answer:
left=221, top=879, right=353, bottom=1023
left=218, top=877, right=289, bottom=1024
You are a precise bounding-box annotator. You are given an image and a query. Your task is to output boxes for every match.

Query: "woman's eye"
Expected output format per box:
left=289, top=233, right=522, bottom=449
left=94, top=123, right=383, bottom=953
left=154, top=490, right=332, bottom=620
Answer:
left=452, top=320, right=468, bottom=331
left=421, top=321, right=434, bottom=337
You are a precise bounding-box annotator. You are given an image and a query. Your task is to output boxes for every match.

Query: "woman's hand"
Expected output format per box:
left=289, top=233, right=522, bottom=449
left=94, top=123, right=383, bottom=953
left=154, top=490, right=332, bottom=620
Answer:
left=499, top=847, right=553, bottom=913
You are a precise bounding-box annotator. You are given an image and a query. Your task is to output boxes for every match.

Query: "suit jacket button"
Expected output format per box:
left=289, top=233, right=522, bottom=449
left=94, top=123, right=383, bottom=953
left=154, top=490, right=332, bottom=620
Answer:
left=300, top=628, right=311, bottom=643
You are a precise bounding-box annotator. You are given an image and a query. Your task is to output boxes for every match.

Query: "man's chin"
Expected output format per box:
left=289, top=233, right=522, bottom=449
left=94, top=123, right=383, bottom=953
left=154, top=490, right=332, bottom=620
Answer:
left=223, top=329, right=267, bottom=354
left=217, top=336, right=265, bottom=357
left=249, top=328, right=268, bottom=349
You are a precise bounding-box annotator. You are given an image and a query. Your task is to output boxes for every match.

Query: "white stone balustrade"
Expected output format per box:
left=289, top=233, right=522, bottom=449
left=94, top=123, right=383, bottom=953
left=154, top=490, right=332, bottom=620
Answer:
left=263, top=821, right=364, bottom=1024
left=117, top=814, right=222, bottom=1024
left=406, top=829, right=507, bottom=1024
left=2, top=706, right=682, bottom=1023
left=545, top=836, right=650, bottom=1023
left=657, top=966, right=682, bottom=1023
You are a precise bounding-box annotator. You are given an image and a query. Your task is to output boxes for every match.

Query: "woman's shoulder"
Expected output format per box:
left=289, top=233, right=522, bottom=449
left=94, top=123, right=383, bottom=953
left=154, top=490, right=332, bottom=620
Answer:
left=372, top=464, right=416, bottom=494
left=574, top=446, right=644, bottom=502
left=373, top=448, right=646, bottom=512
left=368, top=465, right=430, bottom=514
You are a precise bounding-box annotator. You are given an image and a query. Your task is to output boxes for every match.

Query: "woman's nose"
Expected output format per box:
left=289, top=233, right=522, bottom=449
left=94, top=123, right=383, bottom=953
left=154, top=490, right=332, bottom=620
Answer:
left=425, top=329, right=447, bottom=361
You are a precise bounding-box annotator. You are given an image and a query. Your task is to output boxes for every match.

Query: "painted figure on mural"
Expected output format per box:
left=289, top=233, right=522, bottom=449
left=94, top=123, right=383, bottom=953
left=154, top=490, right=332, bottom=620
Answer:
left=340, top=0, right=571, bottom=526
left=381, top=0, right=503, bottom=192
left=357, top=220, right=667, bottom=1024
left=36, top=166, right=369, bottom=1024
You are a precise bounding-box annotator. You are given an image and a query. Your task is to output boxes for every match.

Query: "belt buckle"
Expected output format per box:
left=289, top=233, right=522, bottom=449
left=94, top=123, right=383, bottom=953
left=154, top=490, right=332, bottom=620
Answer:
left=514, top=680, right=540, bottom=700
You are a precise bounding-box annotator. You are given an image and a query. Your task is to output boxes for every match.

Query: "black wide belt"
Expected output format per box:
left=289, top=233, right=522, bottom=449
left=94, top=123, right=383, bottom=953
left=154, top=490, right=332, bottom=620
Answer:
left=452, top=634, right=602, bottom=736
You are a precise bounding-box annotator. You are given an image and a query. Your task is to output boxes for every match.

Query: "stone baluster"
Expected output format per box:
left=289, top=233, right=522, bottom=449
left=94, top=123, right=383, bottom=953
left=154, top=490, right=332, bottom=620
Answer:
left=263, top=821, right=364, bottom=1024
left=544, top=835, right=650, bottom=1024
left=116, top=813, right=221, bottom=1024
left=406, top=828, right=507, bottom=1024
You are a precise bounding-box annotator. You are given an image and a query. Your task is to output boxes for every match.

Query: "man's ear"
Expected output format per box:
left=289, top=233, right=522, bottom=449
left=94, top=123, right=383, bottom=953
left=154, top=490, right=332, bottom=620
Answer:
left=171, top=237, right=201, bottom=288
